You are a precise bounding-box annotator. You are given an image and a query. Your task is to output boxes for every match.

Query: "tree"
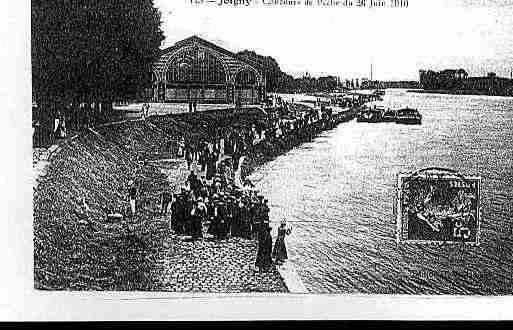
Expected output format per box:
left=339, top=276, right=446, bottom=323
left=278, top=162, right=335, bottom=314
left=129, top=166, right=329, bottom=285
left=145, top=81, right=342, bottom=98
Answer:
left=237, top=50, right=286, bottom=93
left=236, top=50, right=343, bottom=94
left=32, top=0, right=164, bottom=127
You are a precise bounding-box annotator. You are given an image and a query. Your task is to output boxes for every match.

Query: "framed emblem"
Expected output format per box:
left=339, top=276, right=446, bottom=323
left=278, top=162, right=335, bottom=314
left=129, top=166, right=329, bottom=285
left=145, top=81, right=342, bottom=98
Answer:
left=396, top=168, right=482, bottom=245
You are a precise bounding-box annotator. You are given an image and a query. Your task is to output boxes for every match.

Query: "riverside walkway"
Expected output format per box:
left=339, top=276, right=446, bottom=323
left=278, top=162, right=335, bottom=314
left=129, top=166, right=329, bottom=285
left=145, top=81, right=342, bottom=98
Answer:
left=113, top=102, right=256, bottom=119
left=33, top=100, right=354, bottom=292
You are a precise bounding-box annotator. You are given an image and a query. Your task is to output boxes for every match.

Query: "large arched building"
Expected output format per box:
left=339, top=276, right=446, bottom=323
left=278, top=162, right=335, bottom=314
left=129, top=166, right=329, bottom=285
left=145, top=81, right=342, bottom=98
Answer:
left=152, top=36, right=266, bottom=104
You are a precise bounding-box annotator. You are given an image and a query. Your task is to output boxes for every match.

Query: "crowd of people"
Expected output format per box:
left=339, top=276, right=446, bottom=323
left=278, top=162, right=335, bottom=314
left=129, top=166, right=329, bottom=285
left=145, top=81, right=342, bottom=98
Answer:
left=161, top=170, right=271, bottom=242
left=157, top=169, right=295, bottom=272
left=125, top=97, right=336, bottom=271
left=178, top=125, right=257, bottom=178
left=174, top=98, right=332, bottom=177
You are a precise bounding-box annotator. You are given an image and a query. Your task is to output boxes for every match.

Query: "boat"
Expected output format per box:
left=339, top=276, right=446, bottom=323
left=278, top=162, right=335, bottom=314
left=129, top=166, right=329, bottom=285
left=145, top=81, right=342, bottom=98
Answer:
left=395, top=108, right=422, bottom=125
left=382, top=109, right=397, bottom=122
left=357, top=106, right=384, bottom=123
left=374, top=89, right=385, bottom=96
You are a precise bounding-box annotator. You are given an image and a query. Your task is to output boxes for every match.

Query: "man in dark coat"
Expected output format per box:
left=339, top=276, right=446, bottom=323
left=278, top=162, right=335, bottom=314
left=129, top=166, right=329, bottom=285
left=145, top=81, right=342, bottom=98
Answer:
left=185, top=146, right=192, bottom=170
left=230, top=199, right=242, bottom=238
left=255, top=226, right=273, bottom=272
left=209, top=199, right=223, bottom=239
left=190, top=204, right=203, bottom=240
left=187, top=171, right=202, bottom=196
left=217, top=200, right=229, bottom=240
left=187, top=170, right=197, bottom=189
left=206, top=153, right=217, bottom=180
left=171, top=194, right=184, bottom=234
left=239, top=201, right=252, bottom=239
left=183, top=197, right=194, bottom=236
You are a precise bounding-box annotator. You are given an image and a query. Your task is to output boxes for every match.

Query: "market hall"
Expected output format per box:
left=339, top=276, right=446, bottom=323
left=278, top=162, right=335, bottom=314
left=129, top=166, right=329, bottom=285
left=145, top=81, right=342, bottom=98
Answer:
left=152, top=36, right=266, bottom=105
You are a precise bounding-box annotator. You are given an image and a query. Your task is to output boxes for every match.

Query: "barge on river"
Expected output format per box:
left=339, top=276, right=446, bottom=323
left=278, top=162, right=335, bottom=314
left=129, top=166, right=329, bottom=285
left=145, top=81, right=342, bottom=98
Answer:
left=395, top=108, right=422, bottom=125
left=382, top=109, right=397, bottom=122
left=357, top=106, right=384, bottom=123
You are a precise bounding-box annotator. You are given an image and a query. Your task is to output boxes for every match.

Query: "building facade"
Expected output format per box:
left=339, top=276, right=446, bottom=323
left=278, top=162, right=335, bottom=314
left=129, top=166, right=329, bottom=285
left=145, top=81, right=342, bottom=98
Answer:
left=152, top=36, right=266, bottom=104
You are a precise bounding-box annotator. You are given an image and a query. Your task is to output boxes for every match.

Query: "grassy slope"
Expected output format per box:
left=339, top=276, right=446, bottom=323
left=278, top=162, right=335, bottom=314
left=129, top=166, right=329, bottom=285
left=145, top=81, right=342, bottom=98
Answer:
left=34, top=122, right=171, bottom=290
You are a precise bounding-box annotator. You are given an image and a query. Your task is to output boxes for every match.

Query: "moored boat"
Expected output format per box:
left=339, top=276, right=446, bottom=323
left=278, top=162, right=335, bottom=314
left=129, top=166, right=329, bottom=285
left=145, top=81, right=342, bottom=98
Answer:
left=395, top=108, right=422, bottom=125
left=382, top=109, right=397, bottom=122
left=357, top=106, right=384, bottom=123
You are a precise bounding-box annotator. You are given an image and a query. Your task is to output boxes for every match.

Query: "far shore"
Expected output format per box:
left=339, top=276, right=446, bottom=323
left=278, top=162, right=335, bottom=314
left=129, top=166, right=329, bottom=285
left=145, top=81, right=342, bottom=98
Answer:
left=407, top=89, right=513, bottom=97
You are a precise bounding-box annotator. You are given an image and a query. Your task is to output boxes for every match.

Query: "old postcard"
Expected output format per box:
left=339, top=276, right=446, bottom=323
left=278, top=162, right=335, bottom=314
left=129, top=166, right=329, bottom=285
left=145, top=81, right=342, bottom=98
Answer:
left=7, top=0, right=513, bottom=320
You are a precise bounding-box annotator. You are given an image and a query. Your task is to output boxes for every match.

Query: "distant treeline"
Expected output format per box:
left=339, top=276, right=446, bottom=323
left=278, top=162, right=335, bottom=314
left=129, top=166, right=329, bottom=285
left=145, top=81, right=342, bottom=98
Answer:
left=237, top=50, right=344, bottom=93
left=237, top=50, right=421, bottom=93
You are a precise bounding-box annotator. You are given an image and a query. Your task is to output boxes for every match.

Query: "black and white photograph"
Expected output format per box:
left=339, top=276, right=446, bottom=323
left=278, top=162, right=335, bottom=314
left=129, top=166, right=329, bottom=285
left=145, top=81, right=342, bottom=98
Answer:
left=3, top=0, right=513, bottom=320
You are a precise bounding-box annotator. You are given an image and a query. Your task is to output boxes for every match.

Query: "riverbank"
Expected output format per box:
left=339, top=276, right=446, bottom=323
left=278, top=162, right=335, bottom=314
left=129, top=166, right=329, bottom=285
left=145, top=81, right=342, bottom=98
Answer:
left=34, top=120, right=288, bottom=292
left=33, top=104, right=356, bottom=292
left=407, top=89, right=513, bottom=97
left=242, top=107, right=358, bottom=175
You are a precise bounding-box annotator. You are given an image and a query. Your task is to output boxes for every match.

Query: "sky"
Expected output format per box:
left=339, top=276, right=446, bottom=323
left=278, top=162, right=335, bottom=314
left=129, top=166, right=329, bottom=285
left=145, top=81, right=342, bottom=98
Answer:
left=153, top=0, right=513, bottom=81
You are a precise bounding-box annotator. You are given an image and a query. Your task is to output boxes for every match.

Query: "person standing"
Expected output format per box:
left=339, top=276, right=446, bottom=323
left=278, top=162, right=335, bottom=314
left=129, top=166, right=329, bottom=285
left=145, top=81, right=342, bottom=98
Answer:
left=272, top=220, right=292, bottom=265
left=239, top=201, right=251, bottom=239
left=261, top=199, right=270, bottom=228
left=207, top=196, right=218, bottom=237
left=185, top=146, right=192, bottom=170
left=58, top=114, right=67, bottom=138
left=209, top=199, right=222, bottom=239
left=196, top=197, right=209, bottom=237
left=146, top=103, right=151, bottom=118
left=206, top=151, right=217, bottom=180
left=183, top=196, right=194, bottom=236
left=217, top=200, right=228, bottom=240
left=53, top=111, right=61, bottom=139
left=128, top=180, right=137, bottom=215
left=249, top=201, right=259, bottom=240
left=187, top=170, right=201, bottom=196
left=171, top=194, right=184, bottom=234
left=141, top=103, right=146, bottom=120
left=255, top=226, right=273, bottom=272
left=160, top=190, right=172, bottom=215
left=230, top=199, right=242, bottom=238
left=190, top=204, right=203, bottom=240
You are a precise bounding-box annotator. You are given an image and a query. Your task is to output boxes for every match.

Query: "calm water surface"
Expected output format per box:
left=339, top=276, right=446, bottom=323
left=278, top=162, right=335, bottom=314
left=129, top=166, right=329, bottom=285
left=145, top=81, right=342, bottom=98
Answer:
left=250, top=90, right=513, bottom=294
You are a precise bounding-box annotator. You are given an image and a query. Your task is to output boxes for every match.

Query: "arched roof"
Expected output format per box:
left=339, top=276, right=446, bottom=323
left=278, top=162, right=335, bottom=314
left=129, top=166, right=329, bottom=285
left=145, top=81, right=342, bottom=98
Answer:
left=153, top=36, right=264, bottom=85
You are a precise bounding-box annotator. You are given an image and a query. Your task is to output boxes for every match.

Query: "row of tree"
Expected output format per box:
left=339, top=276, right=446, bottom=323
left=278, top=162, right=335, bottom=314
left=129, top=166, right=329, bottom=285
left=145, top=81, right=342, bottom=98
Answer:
left=32, top=0, right=164, bottom=142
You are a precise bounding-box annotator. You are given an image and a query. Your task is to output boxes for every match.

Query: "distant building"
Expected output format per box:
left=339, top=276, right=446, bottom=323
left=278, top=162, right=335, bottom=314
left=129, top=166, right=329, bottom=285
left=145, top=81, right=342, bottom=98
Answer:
left=152, top=36, right=266, bottom=104
left=419, top=68, right=513, bottom=96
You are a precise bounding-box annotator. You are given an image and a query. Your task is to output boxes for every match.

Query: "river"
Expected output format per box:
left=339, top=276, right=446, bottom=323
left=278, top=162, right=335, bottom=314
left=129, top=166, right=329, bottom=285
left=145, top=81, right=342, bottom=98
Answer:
left=250, top=90, right=513, bottom=294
